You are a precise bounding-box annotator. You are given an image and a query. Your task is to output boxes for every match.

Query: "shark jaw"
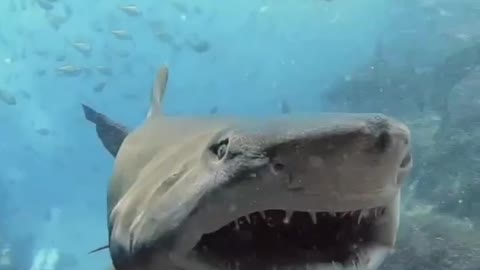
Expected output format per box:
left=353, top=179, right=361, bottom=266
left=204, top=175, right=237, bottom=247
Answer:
left=170, top=191, right=402, bottom=270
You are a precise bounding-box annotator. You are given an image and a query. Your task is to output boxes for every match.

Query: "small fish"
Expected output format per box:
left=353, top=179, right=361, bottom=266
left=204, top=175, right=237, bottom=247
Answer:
left=186, top=39, right=210, bottom=53
left=171, top=2, right=188, bottom=13
left=36, top=69, right=46, bottom=76
left=96, top=66, right=112, bottom=76
left=36, top=0, right=53, bottom=10
left=119, top=5, right=141, bottom=16
left=36, top=128, right=50, bottom=136
left=111, top=30, right=132, bottom=40
left=56, top=65, right=83, bottom=77
left=56, top=55, right=66, bottom=62
left=72, top=42, right=92, bottom=57
left=45, top=5, right=72, bottom=30
left=0, top=89, right=16, bottom=105
left=155, top=32, right=175, bottom=44
left=93, top=82, right=107, bottom=93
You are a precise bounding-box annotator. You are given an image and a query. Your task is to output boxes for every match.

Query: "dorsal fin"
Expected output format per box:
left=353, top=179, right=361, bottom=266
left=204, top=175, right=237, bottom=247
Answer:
left=147, top=66, right=169, bottom=118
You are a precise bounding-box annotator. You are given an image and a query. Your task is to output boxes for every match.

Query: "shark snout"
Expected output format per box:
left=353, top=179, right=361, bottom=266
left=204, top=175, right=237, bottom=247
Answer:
left=195, top=114, right=412, bottom=220
left=246, top=114, right=412, bottom=211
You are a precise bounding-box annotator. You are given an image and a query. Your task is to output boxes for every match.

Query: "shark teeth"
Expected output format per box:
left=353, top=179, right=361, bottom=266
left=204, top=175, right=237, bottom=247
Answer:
left=227, top=207, right=386, bottom=230
left=193, top=206, right=392, bottom=270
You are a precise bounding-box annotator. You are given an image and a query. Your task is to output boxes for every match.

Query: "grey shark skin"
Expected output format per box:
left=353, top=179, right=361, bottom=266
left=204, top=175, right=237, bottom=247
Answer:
left=83, top=66, right=413, bottom=270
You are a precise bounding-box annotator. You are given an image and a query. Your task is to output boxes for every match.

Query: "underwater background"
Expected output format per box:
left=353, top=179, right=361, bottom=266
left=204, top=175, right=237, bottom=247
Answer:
left=1, top=0, right=480, bottom=269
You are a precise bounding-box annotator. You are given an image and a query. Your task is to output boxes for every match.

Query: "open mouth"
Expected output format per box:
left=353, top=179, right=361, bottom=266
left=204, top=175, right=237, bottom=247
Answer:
left=193, top=207, right=389, bottom=270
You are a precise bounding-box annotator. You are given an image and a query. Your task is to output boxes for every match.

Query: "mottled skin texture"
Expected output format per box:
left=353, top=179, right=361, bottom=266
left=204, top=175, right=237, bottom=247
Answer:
left=84, top=66, right=412, bottom=270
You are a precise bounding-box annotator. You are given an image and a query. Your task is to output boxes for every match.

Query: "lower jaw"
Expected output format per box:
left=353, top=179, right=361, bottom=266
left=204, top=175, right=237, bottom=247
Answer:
left=171, top=244, right=392, bottom=270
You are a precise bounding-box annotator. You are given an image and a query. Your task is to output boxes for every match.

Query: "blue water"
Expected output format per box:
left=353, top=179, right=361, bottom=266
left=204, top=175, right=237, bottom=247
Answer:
left=1, top=1, right=479, bottom=270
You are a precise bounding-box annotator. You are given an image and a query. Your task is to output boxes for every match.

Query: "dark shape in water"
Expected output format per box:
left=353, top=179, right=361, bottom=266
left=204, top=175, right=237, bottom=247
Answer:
left=96, top=66, right=112, bottom=76
left=56, top=55, right=66, bottom=62
left=93, top=82, right=107, bottom=93
left=0, top=89, right=16, bottom=105
left=47, top=13, right=71, bottom=31
left=36, top=0, right=53, bottom=10
left=36, top=69, right=46, bottom=76
left=187, top=39, right=210, bottom=53
left=171, top=1, right=189, bottom=13
left=36, top=128, right=50, bottom=136
left=280, top=100, right=291, bottom=114
left=210, top=106, right=218, bottom=115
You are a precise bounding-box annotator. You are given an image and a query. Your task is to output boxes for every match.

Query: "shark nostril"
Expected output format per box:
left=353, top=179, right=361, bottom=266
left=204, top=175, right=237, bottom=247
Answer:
left=272, top=163, right=286, bottom=172
left=374, top=131, right=391, bottom=152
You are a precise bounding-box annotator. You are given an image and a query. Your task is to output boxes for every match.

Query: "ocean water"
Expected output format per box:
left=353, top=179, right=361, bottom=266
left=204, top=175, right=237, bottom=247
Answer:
left=1, top=1, right=480, bottom=270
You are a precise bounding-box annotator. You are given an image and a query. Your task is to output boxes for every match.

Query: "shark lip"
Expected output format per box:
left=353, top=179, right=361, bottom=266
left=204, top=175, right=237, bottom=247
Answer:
left=188, top=205, right=394, bottom=270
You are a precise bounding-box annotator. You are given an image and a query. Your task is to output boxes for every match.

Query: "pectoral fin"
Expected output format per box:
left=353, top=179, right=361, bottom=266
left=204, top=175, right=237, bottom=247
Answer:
left=81, top=104, right=129, bottom=157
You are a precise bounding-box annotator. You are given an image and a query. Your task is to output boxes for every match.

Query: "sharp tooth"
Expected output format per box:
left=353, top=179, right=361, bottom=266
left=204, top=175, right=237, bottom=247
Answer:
left=259, top=211, right=267, bottom=219
left=328, top=212, right=336, bottom=217
left=340, top=212, right=348, bottom=218
left=235, top=261, right=240, bottom=270
left=309, top=211, right=317, bottom=224
left=283, top=210, right=293, bottom=224
left=245, top=215, right=251, bottom=224
left=234, top=221, right=240, bottom=230
left=357, top=209, right=368, bottom=224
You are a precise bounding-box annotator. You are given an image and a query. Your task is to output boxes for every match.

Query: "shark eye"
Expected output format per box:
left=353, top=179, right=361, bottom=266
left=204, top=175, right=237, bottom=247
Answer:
left=210, top=138, right=229, bottom=159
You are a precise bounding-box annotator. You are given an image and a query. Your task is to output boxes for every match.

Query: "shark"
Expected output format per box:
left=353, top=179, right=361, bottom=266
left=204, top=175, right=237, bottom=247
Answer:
left=82, top=66, right=413, bottom=270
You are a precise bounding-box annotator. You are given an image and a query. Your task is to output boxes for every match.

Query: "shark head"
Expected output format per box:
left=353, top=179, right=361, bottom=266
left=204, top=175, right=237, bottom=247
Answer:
left=83, top=66, right=412, bottom=270
left=164, top=115, right=411, bottom=270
